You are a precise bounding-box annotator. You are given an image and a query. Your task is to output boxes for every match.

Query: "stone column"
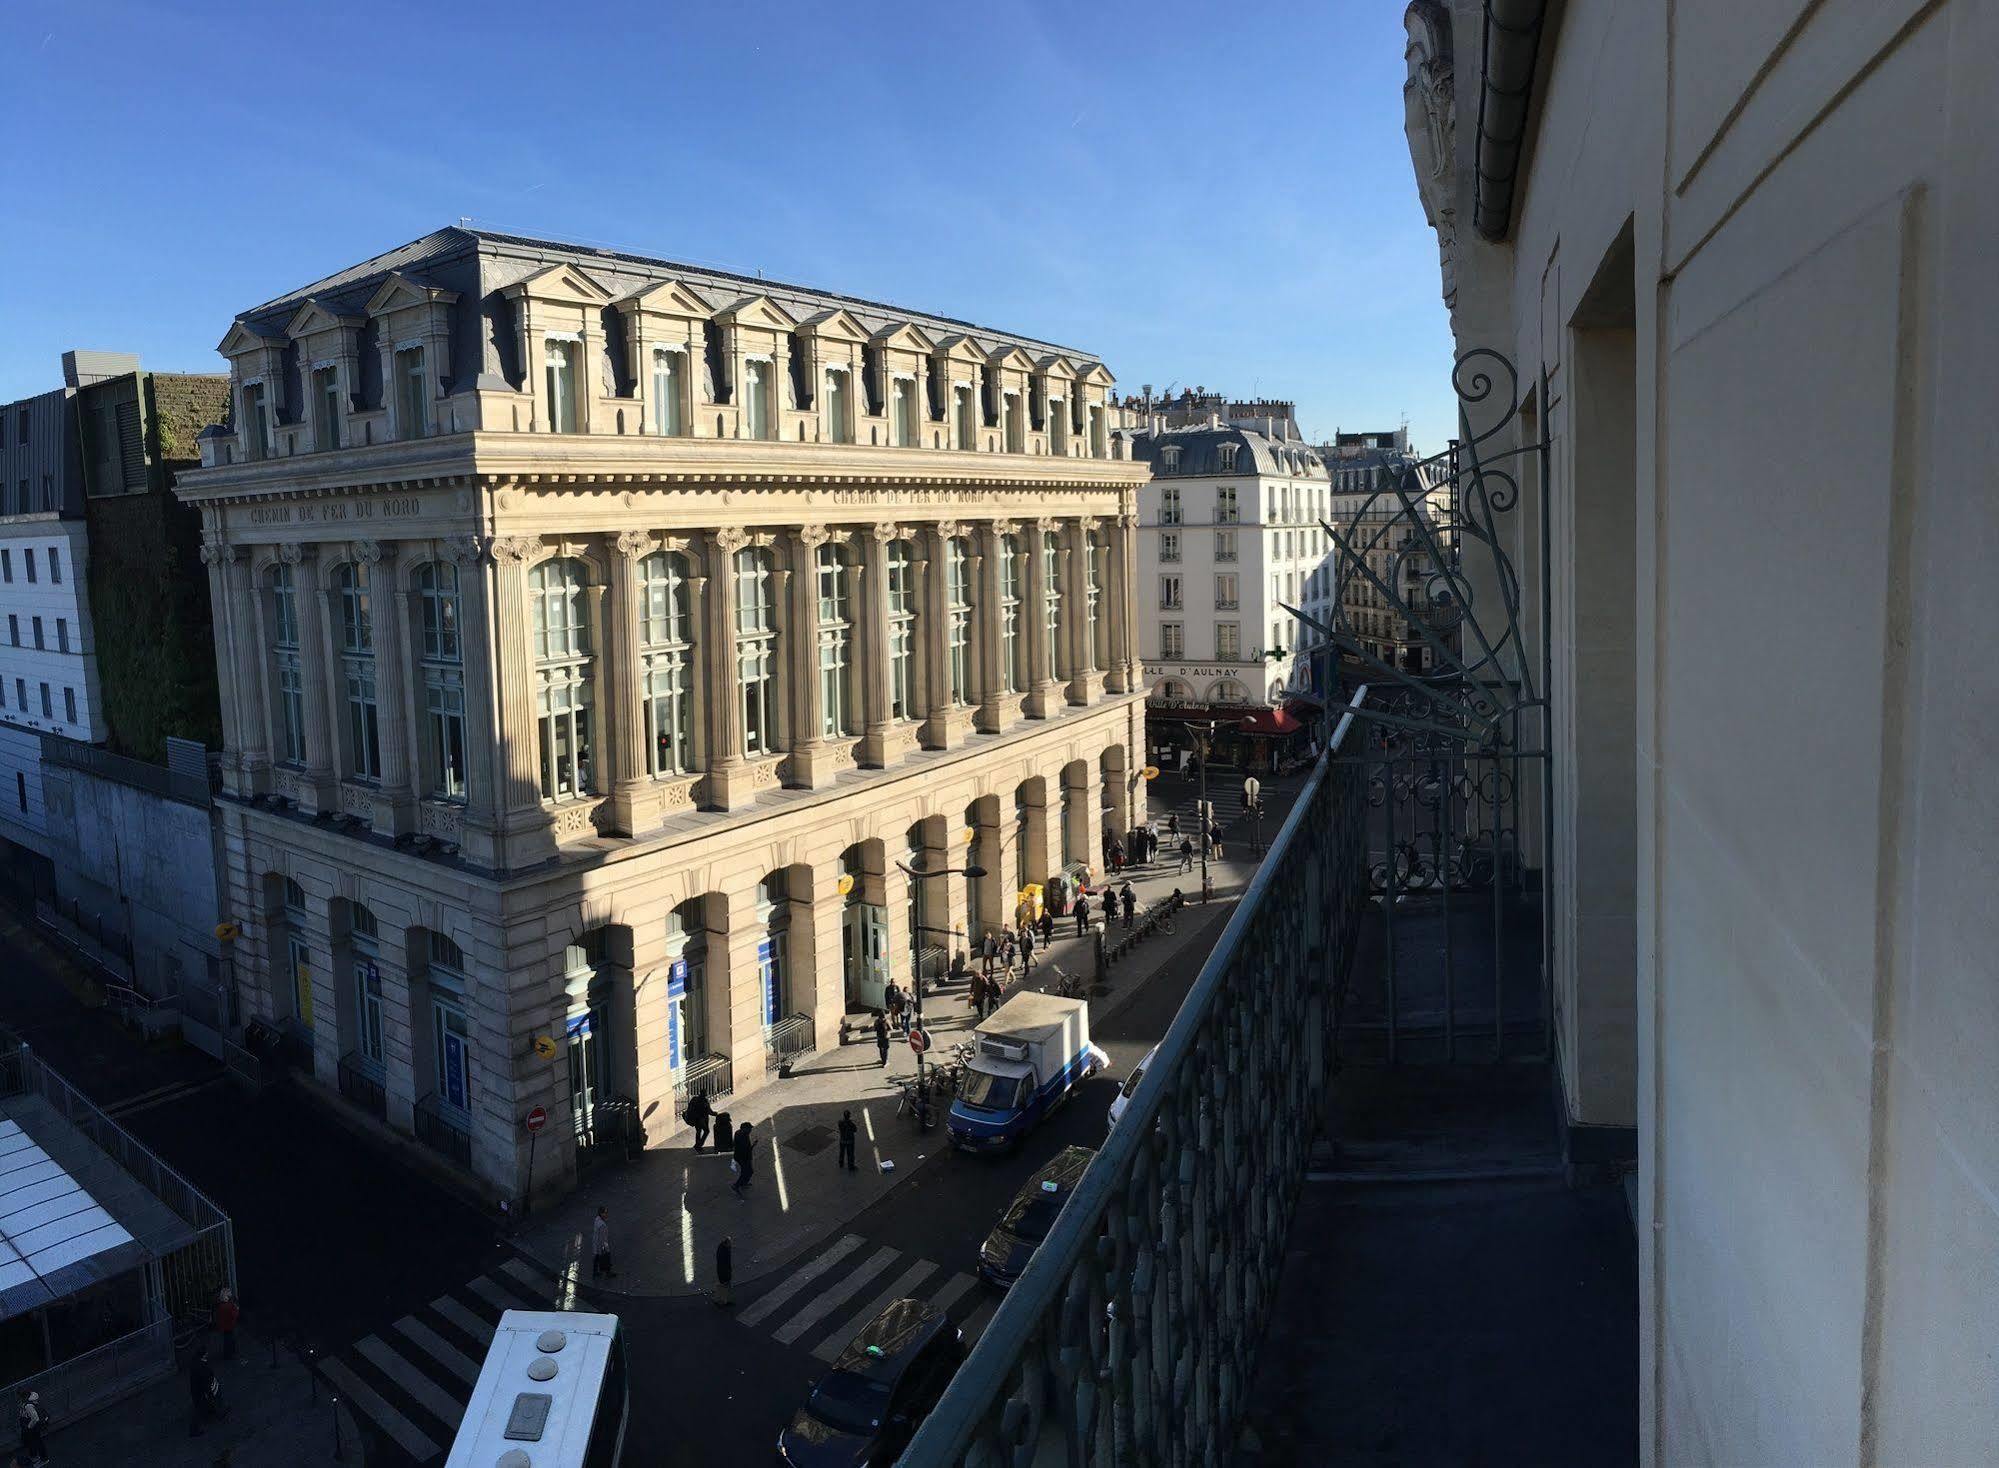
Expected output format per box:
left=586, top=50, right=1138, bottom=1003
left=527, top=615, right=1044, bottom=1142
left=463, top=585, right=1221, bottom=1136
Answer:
left=717, top=886, right=770, bottom=1092
left=1066, top=519, right=1103, bottom=707
left=703, top=528, right=756, bottom=810
left=1108, top=510, right=1141, bottom=692
left=1024, top=519, right=1060, bottom=718
left=207, top=545, right=269, bottom=795
left=976, top=520, right=1012, bottom=734
left=805, top=865, right=846, bottom=1052
left=283, top=543, right=339, bottom=814
left=789, top=526, right=837, bottom=788
left=920, top=522, right=960, bottom=750
left=448, top=537, right=496, bottom=850
left=581, top=581, right=608, bottom=801
left=857, top=523, right=896, bottom=768
left=359, top=541, right=416, bottom=836
left=606, top=530, right=660, bottom=836
left=477, top=535, right=557, bottom=870
left=768, top=548, right=793, bottom=760
left=686, top=559, right=710, bottom=774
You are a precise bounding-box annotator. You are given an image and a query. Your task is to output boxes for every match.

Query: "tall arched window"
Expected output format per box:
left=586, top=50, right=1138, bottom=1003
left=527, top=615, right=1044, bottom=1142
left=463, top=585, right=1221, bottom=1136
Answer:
left=756, top=875, right=789, bottom=1029
left=639, top=552, right=694, bottom=776
left=531, top=558, right=594, bottom=800
left=281, top=877, right=313, bottom=1031
left=336, top=563, right=381, bottom=781
left=734, top=548, right=779, bottom=756
left=1042, top=531, right=1065, bottom=679
left=946, top=537, right=973, bottom=706
left=887, top=539, right=917, bottom=722
left=666, top=902, right=709, bottom=1071
left=816, top=543, right=853, bottom=738
left=1084, top=530, right=1104, bottom=670
left=426, top=932, right=471, bottom=1116
left=651, top=348, right=685, bottom=437
left=999, top=534, right=1022, bottom=693
left=544, top=337, right=581, bottom=433
left=269, top=564, right=306, bottom=765
left=350, top=902, right=384, bottom=1068
left=415, top=562, right=465, bottom=798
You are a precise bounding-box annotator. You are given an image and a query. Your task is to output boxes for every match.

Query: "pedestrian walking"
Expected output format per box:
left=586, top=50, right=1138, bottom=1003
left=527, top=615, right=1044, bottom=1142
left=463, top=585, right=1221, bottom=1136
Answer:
left=731, top=1121, right=756, bottom=1198
left=188, top=1348, right=224, bottom=1437
left=1169, top=813, right=1180, bottom=838
left=684, top=1088, right=713, bottom=1150
left=874, top=1010, right=891, bottom=1067
left=1019, top=924, right=1035, bottom=973
left=711, top=1106, right=733, bottom=1154
left=591, top=1206, right=616, bottom=1279
left=837, top=1109, right=858, bottom=1171
left=1039, top=908, right=1054, bottom=946
left=213, top=1285, right=240, bottom=1360
left=712, top=1235, right=734, bottom=1307
left=1002, top=928, right=1017, bottom=971
left=1074, top=893, right=1091, bottom=937
left=1210, top=822, right=1225, bottom=861
left=886, top=981, right=905, bottom=1036
left=16, top=1388, right=46, bottom=1466
left=1121, top=883, right=1136, bottom=928
left=1179, top=837, right=1195, bottom=873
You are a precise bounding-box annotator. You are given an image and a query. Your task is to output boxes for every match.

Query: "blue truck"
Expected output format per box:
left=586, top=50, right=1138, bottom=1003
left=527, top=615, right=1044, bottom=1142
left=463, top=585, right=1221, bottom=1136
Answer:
left=947, top=992, right=1105, bottom=1153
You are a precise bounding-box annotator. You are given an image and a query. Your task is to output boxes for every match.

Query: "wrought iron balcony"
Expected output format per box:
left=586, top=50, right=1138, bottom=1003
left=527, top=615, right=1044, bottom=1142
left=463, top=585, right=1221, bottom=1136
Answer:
left=413, top=1093, right=473, bottom=1168
left=336, top=1052, right=387, bottom=1120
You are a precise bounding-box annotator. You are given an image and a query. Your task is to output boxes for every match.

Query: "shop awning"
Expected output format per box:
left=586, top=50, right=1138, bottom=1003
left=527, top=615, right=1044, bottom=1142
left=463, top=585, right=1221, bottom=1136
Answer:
left=1238, top=707, right=1304, bottom=737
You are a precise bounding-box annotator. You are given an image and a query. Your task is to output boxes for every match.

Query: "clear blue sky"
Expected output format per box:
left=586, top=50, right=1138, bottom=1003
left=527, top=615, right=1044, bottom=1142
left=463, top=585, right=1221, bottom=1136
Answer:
left=0, top=0, right=1456, bottom=451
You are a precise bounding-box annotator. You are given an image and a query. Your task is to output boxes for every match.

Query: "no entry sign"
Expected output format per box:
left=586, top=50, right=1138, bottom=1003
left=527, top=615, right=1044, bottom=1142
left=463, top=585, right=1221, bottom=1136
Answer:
left=523, top=1105, right=548, bottom=1134
left=908, top=1029, right=930, bottom=1055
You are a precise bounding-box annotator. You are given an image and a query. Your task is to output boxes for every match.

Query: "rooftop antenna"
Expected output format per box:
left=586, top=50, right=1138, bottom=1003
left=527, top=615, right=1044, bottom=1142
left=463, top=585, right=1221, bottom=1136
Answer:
left=458, top=215, right=473, bottom=227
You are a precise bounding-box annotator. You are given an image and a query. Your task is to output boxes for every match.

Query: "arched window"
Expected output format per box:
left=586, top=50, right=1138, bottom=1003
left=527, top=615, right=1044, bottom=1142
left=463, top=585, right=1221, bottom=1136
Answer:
left=1211, top=678, right=1250, bottom=705
left=279, top=877, right=314, bottom=1031
left=998, top=534, right=1023, bottom=693
left=336, top=563, right=381, bottom=781
left=530, top=558, right=594, bottom=800
left=887, top=539, right=917, bottom=721
left=269, top=564, right=305, bottom=766
left=651, top=348, right=685, bottom=437
left=816, top=543, right=853, bottom=738
left=734, top=548, right=779, bottom=756
left=350, top=902, right=384, bottom=1068
left=639, top=552, right=694, bottom=776
left=415, top=562, right=465, bottom=798
left=426, top=931, right=471, bottom=1115
left=945, top=537, right=973, bottom=706
left=1042, top=531, right=1064, bottom=678
left=667, top=902, right=709, bottom=1069
left=756, top=875, right=790, bottom=1029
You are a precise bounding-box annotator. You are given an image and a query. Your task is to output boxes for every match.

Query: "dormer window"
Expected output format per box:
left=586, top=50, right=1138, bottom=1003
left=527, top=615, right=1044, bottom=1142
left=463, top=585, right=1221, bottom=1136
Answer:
left=395, top=347, right=428, bottom=439
left=744, top=359, right=773, bottom=441
left=892, top=377, right=918, bottom=447
left=651, top=348, right=685, bottom=436
left=953, top=385, right=975, bottom=450
left=312, top=367, right=341, bottom=451
left=1160, top=445, right=1182, bottom=473
left=823, top=366, right=853, bottom=444
left=1218, top=443, right=1239, bottom=472
left=544, top=338, right=581, bottom=433
left=243, top=383, right=272, bottom=461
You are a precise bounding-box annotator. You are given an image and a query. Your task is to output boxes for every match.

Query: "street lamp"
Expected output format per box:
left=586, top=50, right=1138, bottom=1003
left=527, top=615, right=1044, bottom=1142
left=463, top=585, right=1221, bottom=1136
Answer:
left=1193, top=722, right=1216, bottom=903
left=894, top=859, right=987, bottom=1122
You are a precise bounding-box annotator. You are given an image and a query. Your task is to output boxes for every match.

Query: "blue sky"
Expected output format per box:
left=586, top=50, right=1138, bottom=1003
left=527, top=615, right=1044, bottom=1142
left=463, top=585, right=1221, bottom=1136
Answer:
left=0, top=0, right=1456, bottom=451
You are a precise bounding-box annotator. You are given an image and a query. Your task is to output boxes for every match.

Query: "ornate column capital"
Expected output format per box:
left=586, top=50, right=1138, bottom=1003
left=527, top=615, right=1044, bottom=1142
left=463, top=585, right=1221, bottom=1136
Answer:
left=934, top=519, right=962, bottom=539
left=797, top=524, right=831, bottom=550
left=711, top=526, right=750, bottom=555
left=489, top=535, right=541, bottom=566
left=351, top=537, right=386, bottom=565
left=278, top=541, right=316, bottom=567
left=869, top=521, right=902, bottom=545
left=614, top=528, right=654, bottom=560
left=990, top=518, right=1019, bottom=536
left=198, top=542, right=243, bottom=568
left=1076, top=515, right=1100, bottom=534
left=443, top=534, right=485, bottom=567
left=1033, top=516, right=1059, bottom=534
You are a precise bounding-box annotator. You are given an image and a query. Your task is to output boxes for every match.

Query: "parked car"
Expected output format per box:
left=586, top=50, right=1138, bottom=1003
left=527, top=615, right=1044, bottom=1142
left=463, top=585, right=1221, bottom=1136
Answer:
left=776, top=1297, right=964, bottom=1466
left=977, top=1144, right=1096, bottom=1290
left=1107, top=1045, right=1160, bottom=1129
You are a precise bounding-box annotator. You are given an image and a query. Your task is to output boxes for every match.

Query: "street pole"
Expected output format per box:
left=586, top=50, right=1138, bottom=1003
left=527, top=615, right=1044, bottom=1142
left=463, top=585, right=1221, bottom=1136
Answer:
left=1198, top=723, right=1212, bottom=903
left=897, top=861, right=985, bottom=1127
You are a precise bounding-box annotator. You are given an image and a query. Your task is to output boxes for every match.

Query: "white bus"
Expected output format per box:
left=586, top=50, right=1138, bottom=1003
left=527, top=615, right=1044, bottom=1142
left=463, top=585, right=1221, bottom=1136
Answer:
left=445, top=1310, right=628, bottom=1468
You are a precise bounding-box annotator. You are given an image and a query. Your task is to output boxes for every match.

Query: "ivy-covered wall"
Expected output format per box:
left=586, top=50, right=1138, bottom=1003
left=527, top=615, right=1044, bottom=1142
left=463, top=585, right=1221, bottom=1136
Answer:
left=82, top=373, right=229, bottom=762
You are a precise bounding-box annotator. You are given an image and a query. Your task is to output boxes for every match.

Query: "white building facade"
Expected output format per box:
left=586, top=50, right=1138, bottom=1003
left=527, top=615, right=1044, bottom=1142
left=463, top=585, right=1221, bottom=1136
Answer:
left=179, top=227, right=1148, bottom=1202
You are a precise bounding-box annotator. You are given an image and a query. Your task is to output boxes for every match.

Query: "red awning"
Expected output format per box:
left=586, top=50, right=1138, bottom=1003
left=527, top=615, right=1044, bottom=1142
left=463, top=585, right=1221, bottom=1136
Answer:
left=1238, top=707, right=1302, bottom=736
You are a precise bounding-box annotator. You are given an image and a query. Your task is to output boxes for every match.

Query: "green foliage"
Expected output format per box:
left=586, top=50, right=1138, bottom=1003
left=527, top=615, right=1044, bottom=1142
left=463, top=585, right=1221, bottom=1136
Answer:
left=85, top=495, right=222, bottom=762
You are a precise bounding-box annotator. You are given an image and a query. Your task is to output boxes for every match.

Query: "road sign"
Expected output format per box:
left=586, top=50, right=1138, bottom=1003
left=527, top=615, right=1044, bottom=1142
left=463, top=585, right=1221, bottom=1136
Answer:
left=531, top=1034, right=558, bottom=1059
left=523, top=1105, right=548, bottom=1135
left=908, top=1029, right=930, bottom=1055
left=1141, top=765, right=1161, bottom=780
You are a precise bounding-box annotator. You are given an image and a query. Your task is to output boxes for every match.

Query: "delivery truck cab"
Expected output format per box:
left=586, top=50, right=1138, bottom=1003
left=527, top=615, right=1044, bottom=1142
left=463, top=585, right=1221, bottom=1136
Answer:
left=948, top=992, right=1106, bottom=1152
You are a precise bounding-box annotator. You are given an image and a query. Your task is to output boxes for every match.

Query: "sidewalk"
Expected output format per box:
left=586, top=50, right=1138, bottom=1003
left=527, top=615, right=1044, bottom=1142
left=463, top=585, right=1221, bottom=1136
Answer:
left=32, top=1326, right=370, bottom=1467
left=516, top=778, right=1299, bottom=1301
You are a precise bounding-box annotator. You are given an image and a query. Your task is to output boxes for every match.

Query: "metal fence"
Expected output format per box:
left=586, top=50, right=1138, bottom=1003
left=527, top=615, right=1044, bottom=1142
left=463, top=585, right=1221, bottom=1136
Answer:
left=38, top=733, right=212, bottom=809
left=674, top=1053, right=734, bottom=1107
left=905, top=691, right=1369, bottom=1466
left=414, top=1093, right=474, bottom=1168
left=765, top=1012, right=818, bottom=1066
left=4, top=1319, right=173, bottom=1427
left=337, top=1053, right=387, bottom=1120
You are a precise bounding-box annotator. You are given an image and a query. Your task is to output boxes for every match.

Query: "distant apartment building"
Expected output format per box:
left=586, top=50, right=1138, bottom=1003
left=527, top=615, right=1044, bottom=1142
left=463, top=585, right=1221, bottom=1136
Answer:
left=1128, top=392, right=1328, bottom=769
left=1320, top=428, right=1453, bottom=676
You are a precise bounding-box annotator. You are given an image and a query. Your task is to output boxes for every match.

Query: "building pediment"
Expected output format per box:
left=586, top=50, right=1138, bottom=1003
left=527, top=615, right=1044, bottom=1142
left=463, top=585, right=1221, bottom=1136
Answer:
left=1036, top=354, right=1078, bottom=381
left=366, top=271, right=460, bottom=317
left=715, top=294, right=799, bottom=332
left=1076, top=362, right=1116, bottom=388
left=618, top=277, right=713, bottom=320
left=798, top=307, right=871, bottom=343
left=217, top=319, right=280, bottom=358
left=986, top=344, right=1035, bottom=373
left=872, top=321, right=935, bottom=354
left=933, top=333, right=989, bottom=364
left=502, top=262, right=614, bottom=307
left=284, top=299, right=362, bottom=342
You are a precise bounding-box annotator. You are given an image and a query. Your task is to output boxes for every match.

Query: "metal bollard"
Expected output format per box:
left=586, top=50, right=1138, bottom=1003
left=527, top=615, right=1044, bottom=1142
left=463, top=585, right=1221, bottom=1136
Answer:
left=331, top=1393, right=343, bottom=1457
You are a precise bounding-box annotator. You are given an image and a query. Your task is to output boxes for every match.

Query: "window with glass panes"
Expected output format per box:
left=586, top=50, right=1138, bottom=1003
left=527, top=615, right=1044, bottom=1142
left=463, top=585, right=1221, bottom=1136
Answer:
left=640, top=552, right=694, bottom=775
left=395, top=347, right=427, bottom=438
left=756, top=876, right=790, bottom=1029
left=823, top=367, right=853, bottom=443
left=816, top=544, right=853, bottom=737
left=313, top=367, right=341, bottom=450
left=1216, top=528, right=1237, bottom=562
left=337, top=563, right=381, bottom=780
left=417, top=562, right=465, bottom=798
left=999, top=534, right=1022, bottom=692
left=1160, top=531, right=1180, bottom=562
left=888, top=539, right=916, bottom=720
left=427, top=932, right=472, bottom=1114
left=1162, top=622, right=1185, bottom=658
left=946, top=538, right=972, bottom=705
left=1085, top=532, right=1103, bottom=667
left=1043, top=533, right=1064, bottom=676
left=954, top=385, right=975, bottom=449
left=1217, top=622, right=1240, bottom=659
left=892, top=378, right=917, bottom=446
left=652, top=348, right=684, bottom=436
left=270, top=565, right=305, bottom=764
left=744, top=359, right=772, bottom=440
left=351, top=904, right=385, bottom=1066
left=734, top=548, right=778, bottom=755
left=244, top=382, right=271, bottom=460
left=1161, top=487, right=1181, bottom=525
left=1217, top=486, right=1238, bottom=523
left=544, top=338, right=581, bottom=433
left=531, top=558, right=594, bottom=800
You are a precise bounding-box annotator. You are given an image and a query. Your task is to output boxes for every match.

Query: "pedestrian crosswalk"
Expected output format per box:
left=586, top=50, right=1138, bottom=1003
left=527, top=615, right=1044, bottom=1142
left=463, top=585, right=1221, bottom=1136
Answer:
left=737, top=1231, right=1000, bottom=1365
left=318, top=1253, right=561, bottom=1465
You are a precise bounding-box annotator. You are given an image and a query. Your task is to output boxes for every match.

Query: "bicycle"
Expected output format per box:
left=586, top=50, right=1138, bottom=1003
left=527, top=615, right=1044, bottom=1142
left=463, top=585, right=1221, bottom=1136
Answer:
left=1051, top=965, right=1088, bottom=1001
left=1149, top=904, right=1177, bottom=937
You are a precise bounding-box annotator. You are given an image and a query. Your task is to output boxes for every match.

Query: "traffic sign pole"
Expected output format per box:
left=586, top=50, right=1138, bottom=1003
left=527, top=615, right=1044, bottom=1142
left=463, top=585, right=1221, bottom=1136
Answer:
left=521, top=1105, right=548, bottom=1219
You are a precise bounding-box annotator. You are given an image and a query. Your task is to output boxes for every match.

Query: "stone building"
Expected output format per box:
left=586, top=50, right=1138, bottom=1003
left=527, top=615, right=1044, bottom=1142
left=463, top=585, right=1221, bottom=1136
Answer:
left=1320, top=429, right=1452, bottom=675
left=176, top=227, right=1147, bottom=1201
left=1403, top=0, right=1999, bottom=1460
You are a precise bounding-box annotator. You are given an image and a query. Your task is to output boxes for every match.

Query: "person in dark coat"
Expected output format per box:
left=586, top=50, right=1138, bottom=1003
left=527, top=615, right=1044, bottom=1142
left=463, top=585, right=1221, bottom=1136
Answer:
left=837, top=1110, right=858, bottom=1171
left=1019, top=924, right=1035, bottom=974
left=188, top=1348, right=223, bottom=1436
left=713, top=1235, right=734, bottom=1307
left=1038, top=908, right=1054, bottom=946
left=1121, top=883, right=1136, bottom=927
left=874, top=1010, right=890, bottom=1067
left=711, top=1106, right=733, bottom=1154
left=684, top=1089, right=713, bottom=1151
left=1179, top=837, right=1195, bottom=873
left=16, top=1388, right=46, bottom=1465
left=1074, top=893, right=1091, bottom=937
left=731, top=1121, right=756, bottom=1198
left=1168, top=813, right=1180, bottom=838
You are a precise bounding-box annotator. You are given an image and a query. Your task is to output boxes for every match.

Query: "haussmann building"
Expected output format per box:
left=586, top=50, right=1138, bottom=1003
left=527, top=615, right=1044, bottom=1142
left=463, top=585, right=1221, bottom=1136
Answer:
left=175, top=226, right=1148, bottom=1202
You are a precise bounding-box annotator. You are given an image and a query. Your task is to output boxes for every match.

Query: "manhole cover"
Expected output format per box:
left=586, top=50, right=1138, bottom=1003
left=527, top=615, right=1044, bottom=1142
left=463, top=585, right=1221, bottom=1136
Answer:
left=786, top=1123, right=836, bottom=1157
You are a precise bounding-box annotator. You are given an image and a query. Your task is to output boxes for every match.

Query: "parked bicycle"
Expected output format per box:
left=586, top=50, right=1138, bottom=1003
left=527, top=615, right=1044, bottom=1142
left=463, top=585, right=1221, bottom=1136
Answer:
left=1051, top=965, right=1088, bottom=1000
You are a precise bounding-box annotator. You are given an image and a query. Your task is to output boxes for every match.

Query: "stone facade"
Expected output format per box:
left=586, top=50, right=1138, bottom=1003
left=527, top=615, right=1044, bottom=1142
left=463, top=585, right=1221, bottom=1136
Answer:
left=177, top=228, right=1148, bottom=1202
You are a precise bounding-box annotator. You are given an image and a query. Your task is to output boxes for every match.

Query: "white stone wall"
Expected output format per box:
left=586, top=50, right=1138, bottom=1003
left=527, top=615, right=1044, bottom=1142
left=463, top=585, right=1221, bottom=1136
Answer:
left=0, top=518, right=105, bottom=745
left=0, top=721, right=48, bottom=854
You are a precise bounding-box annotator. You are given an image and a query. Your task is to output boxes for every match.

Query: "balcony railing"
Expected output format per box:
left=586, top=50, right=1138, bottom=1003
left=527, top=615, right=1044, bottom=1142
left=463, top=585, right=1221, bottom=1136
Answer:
left=337, top=1052, right=387, bottom=1120
left=908, top=689, right=1368, bottom=1465
left=673, top=1052, right=734, bottom=1108
left=765, top=1012, right=818, bottom=1067
left=414, top=1093, right=473, bottom=1168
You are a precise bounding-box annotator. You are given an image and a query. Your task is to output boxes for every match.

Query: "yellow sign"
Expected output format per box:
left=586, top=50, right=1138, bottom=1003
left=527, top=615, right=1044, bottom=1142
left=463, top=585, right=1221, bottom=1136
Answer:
left=532, top=1034, right=559, bottom=1060
left=213, top=921, right=240, bottom=942
left=961, top=827, right=976, bottom=845
left=1142, top=765, right=1161, bottom=780
left=836, top=873, right=856, bottom=897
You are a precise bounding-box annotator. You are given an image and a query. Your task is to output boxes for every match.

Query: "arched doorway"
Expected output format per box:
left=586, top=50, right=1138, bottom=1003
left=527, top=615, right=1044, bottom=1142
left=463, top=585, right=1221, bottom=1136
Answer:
left=838, top=843, right=890, bottom=1011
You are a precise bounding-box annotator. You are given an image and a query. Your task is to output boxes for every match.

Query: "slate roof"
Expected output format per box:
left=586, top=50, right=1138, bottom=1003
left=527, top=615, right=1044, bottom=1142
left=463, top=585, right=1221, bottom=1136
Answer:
left=1129, top=424, right=1325, bottom=479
